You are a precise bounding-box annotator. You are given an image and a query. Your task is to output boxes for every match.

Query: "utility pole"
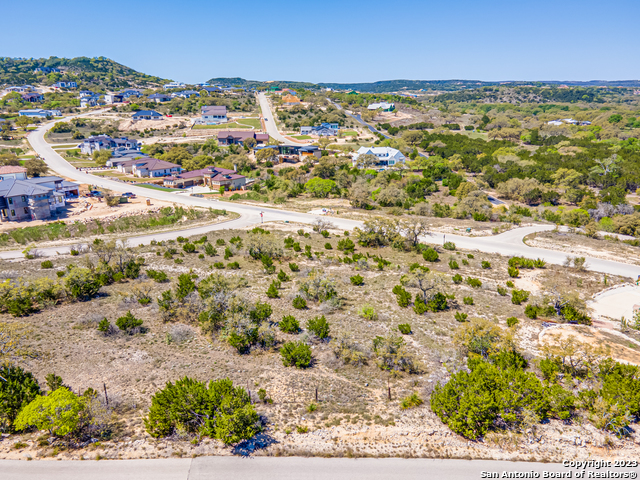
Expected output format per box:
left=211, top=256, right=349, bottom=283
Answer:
left=103, top=382, right=109, bottom=406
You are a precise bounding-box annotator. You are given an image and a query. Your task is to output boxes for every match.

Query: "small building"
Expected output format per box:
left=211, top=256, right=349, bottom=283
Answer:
left=19, top=109, right=61, bottom=118
left=367, top=102, right=395, bottom=112
left=148, top=94, right=172, bottom=103
left=217, top=130, right=269, bottom=146
left=21, top=92, right=44, bottom=103
left=282, top=94, right=301, bottom=105
left=78, top=135, right=139, bottom=155
left=0, top=166, right=28, bottom=181
left=120, top=89, right=144, bottom=98
left=80, top=95, right=102, bottom=108
left=201, top=105, right=227, bottom=124
left=163, top=82, right=186, bottom=90
left=6, top=85, right=36, bottom=93
left=53, top=81, right=78, bottom=89
left=132, top=110, right=163, bottom=121
left=202, top=86, right=222, bottom=94
left=300, top=122, right=339, bottom=136
left=352, top=146, right=405, bottom=169
left=34, top=67, right=60, bottom=74
left=172, top=90, right=200, bottom=98
left=163, top=166, right=246, bottom=190
left=104, top=93, right=124, bottom=104
left=253, top=144, right=321, bottom=162
left=79, top=90, right=95, bottom=97
left=117, top=158, right=181, bottom=178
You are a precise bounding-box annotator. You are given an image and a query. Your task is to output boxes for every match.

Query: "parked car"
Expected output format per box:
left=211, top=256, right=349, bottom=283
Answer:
left=122, top=192, right=136, bottom=198
left=90, top=191, right=103, bottom=197
left=166, top=114, right=172, bottom=117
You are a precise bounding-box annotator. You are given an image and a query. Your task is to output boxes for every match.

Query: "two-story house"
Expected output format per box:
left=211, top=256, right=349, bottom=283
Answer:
left=300, top=122, right=339, bottom=136
left=117, top=158, right=181, bottom=177
left=352, top=146, right=405, bottom=169
left=78, top=135, right=140, bottom=155
left=200, top=105, right=227, bottom=124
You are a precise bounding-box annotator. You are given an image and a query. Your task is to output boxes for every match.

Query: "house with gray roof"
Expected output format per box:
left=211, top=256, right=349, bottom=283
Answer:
left=0, top=176, right=76, bottom=221
left=300, top=122, right=339, bottom=136
left=148, top=94, right=172, bottom=103
left=78, top=135, right=140, bottom=155
left=200, top=105, right=227, bottom=124
left=217, top=130, right=269, bottom=146
left=19, top=109, right=62, bottom=118
left=53, top=81, right=77, bottom=89
left=117, top=158, right=181, bottom=177
left=132, top=110, right=163, bottom=121
left=163, top=166, right=246, bottom=190
left=21, top=92, right=44, bottom=103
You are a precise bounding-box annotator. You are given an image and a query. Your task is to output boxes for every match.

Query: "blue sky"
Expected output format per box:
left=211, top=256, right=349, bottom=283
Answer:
left=2, top=0, right=639, bottom=83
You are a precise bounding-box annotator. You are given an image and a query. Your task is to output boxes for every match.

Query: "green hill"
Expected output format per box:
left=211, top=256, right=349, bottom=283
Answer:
left=0, top=56, right=171, bottom=91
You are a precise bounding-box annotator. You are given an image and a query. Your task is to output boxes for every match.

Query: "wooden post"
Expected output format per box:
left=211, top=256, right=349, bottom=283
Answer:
left=315, top=387, right=318, bottom=402
left=387, top=377, right=391, bottom=401
left=103, top=382, right=109, bottom=406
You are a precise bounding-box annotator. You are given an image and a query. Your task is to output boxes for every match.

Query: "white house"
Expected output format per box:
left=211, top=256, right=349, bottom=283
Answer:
left=19, top=109, right=62, bottom=118
left=200, top=105, right=227, bottom=124
left=367, top=102, right=395, bottom=111
left=163, top=82, right=185, bottom=90
left=352, top=146, right=406, bottom=169
left=117, top=158, right=181, bottom=178
left=53, top=81, right=77, bottom=89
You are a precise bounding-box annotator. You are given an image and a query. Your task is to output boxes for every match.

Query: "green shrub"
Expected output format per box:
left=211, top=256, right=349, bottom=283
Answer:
left=260, top=254, right=275, bottom=274
left=15, top=388, right=85, bottom=437
left=183, top=243, right=196, bottom=253
left=422, top=247, right=439, bottom=262
left=216, top=238, right=226, bottom=246
left=455, top=312, right=468, bottom=322
left=337, top=238, right=355, bottom=253
left=144, top=377, right=260, bottom=444
left=497, top=286, right=508, bottom=296
left=56, top=271, right=65, bottom=278
left=506, top=280, right=515, bottom=288
left=350, top=274, right=364, bottom=286
left=467, top=254, right=474, bottom=259
left=533, top=259, right=546, bottom=268
left=324, top=242, right=332, bottom=250
left=400, top=392, right=423, bottom=409
left=448, top=258, right=459, bottom=270
left=227, top=261, right=240, bottom=269
left=525, top=304, right=538, bottom=319
left=0, top=365, right=41, bottom=432
left=307, top=315, right=330, bottom=339
left=116, top=311, right=143, bottom=334
left=506, top=317, right=519, bottom=327
left=359, top=304, right=377, bottom=321
left=147, top=269, right=169, bottom=283
left=511, top=289, right=530, bottom=305
left=250, top=301, right=272, bottom=322
left=266, top=281, right=280, bottom=298
left=392, top=285, right=412, bottom=307
left=292, top=296, right=307, bottom=309
left=204, top=243, right=216, bottom=257
left=452, top=274, right=463, bottom=284
left=214, top=262, right=225, bottom=269
left=277, top=270, right=290, bottom=282
left=443, top=241, right=456, bottom=251
left=281, top=341, right=312, bottom=368
left=508, top=267, right=520, bottom=278
left=481, top=261, right=491, bottom=269
left=40, top=260, right=53, bottom=269
left=398, top=323, right=412, bottom=334
left=279, top=315, right=300, bottom=334
left=466, top=277, right=482, bottom=288
left=463, top=296, right=474, bottom=305
left=321, top=230, right=330, bottom=238
left=65, top=268, right=101, bottom=301
left=289, top=263, right=299, bottom=272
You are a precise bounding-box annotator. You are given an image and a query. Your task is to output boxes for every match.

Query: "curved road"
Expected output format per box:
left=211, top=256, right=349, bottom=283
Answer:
left=20, top=114, right=640, bottom=279
left=257, top=92, right=289, bottom=143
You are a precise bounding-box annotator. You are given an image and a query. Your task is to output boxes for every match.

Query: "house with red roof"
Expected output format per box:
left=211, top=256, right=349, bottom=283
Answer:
left=163, top=166, right=247, bottom=190
left=0, top=165, right=28, bottom=181
left=117, top=158, right=181, bottom=178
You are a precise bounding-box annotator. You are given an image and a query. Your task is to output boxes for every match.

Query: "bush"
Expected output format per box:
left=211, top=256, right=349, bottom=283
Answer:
left=216, top=239, right=226, bottom=246
left=508, top=267, right=520, bottom=278
left=337, top=238, right=355, bottom=253
left=359, top=304, right=377, bottom=321
left=506, top=280, right=515, bottom=288
left=443, top=241, right=456, bottom=251
left=65, top=267, right=101, bottom=301
left=307, top=315, right=330, bottom=339
left=15, top=388, right=86, bottom=436
left=144, top=377, right=260, bottom=444
left=497, top=286, right=508, bottom=296
left=533, top=259, right=546, bottom=268
left=147, top=269, right=169, bottom=283
left=400, top=392, right=423, bottom=410
left=507, top=317, right=519, bottom=327
left=324, top=242, right=332, bottom=250
left=422, top=247, right=439, bottom=262
left=292, top=296, right=307, bottom=309
left=463, top=296, right=474, bottom=305
left=524, top=304, right=538, bottom=319
left=372, top=335, right=418, bottom=373
left=466, top=277, right=482, bottom=288
left=511, top=289, right=530, bottom=305
left=277, top=270, right=290, bottom=282
left=266, top=281, right=279, bottom=299
left=227, top=261, right=240, bottom=269
left=289, top=263, right=299, bottom=272
left=183, top=243, right=196, bottom=253
left=204, top=243, right=216, bottom=257
left=398, top=323, right=412, bottom=334
left=452, top=273, right=463, bottom=284
left=350, top=274, right=364, bottom=286
left=40, top=260, right=53, bottom=269
left=0, top=365, right=41, bottom=433
left=260, top=254, right=275, bottom=274
left=392, top=285, right=412, bottom=307
left=214, top=262, right=225, bottom=269
left=448, top=259, right=459, bottom=270
left=281, top=341, right=312, bottom=368
left=481, top=261, right=491, bottom=269
left=455, top=312, right=468, bottom=322
left=116, top=311, right=143, bottom=334
left=279, top=315, right=299, bottom=334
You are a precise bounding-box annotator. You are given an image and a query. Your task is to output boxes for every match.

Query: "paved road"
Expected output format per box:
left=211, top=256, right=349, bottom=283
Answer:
left=4, top=456, right=637, bottom=480
left=23, top=115, right=640, bottom=279
left=257, top=92, right=289, bottom=143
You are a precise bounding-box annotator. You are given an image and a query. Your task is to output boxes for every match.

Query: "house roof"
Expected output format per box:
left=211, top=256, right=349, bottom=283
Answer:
left=210, top=173, right=245, bottom=181
left=27, top=176, right=64, bottom=185
left=120, top=158, right=179, bottom=171
left=0, top=166, right=27, bottom=175
left=217, top=130, right=255, bottom=141
left=132, top=110, right=162, bottom=118
left=201, top=105, right=227, bottom=115
left=255, top=133, right=269, bottom=141
left=148, top=94, right=171, bottom=99
left=175, top=166, right=238, bottom=180
left=0, top=179, right=53, bottom=198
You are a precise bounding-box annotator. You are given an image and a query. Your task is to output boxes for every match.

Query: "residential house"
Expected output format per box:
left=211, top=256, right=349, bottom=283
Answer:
left=78, top=90, right=95, bottom=97
left=352, top=146, right=405, bottom=169
left=19, top=109, right=61, bottom=118
left=280, top=88, right=297, bottom=96
left=163, top=82, right=185, bottom=90
left=300, top=122, right=339, bottom=136
left=80, top=95, right=102, bottom=108
left=194, top=82, right=210, bottom=88
left=163, top=166, right=247, bottom=190
left=6, top=85, right=36, bottom=93
left=0, top=176, right=79, bottom=221
left=367, top=102, right=395, bottom=111
left=117, top=158, right=181, bottom=178
left=200, top=105, right=227, bottom=124
left=104, top=93, right=124, bottom=104
left=0, top=166, right=27, bottom=181
left=282, top=94, right=301, bottom=105
left=253, top=144, right=321, bottom=162
left=217, top=130, right=268, bottom=146
left=171, top=90, right=200, bottom=99
left=202, top=86, right=222, bottom=94
left=120, top=89, right=144, bottom=98
left=132, top=110, right=163, bottom=121
left=78, top=135, right=140, bottom=155
left=148, top=93, right=172, bottom=103
left=106, top=150, right=148, bottom=168
left=53, top=81, right=78, bottom=89
left=21, top=92, right=44, bottom=103
left=34, top=67, right=60, bottom=74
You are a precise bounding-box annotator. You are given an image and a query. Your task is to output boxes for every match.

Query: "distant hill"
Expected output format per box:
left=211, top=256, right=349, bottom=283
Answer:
left=0, top=56, right=171, bottom=90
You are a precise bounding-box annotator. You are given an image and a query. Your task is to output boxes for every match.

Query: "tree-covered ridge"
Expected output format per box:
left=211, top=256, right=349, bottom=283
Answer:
left=0, top=56, right=170, bottom=89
